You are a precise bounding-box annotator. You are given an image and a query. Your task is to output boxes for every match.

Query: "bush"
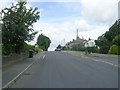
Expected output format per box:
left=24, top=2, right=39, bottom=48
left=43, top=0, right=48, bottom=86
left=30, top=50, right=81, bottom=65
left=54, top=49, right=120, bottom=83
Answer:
left=100, top=46, right=110, bottom=54
left=108, top=45, right=120, bottom=55
left=86, top=47, right=99, bottom=53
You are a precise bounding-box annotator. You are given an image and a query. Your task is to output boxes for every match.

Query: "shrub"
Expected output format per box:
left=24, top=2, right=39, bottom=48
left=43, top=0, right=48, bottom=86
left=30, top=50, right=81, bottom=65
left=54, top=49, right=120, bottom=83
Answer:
left=100, top=46, right=110, bottom=54
left=108, top=45, right=120, bottom=55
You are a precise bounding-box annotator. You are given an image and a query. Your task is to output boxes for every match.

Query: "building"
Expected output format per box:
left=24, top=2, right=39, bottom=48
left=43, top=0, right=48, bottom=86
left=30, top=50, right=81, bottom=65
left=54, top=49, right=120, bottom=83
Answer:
left=65, top=29, right=88, bottom=49
left=65, top=36, right=88, bottom=49
left=65, top=29, right=96, bottom=49
left=84, top=38, right=95, bottom=47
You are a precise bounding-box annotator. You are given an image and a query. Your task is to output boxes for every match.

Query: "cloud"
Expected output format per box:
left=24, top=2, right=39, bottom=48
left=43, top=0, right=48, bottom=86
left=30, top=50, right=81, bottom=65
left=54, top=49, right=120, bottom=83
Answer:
left=31, top=21, right=76, bottom=51
left=27, top=0, right=81, bottom=2
left=30, top=17, right=110, bottom=51
left=1, top=1, right=119, bottom=51
left=118, top=1, right=120, bottom=19
left=81, top=0, right=119, bottom=25
left=0, top=2, right=11, bottom=12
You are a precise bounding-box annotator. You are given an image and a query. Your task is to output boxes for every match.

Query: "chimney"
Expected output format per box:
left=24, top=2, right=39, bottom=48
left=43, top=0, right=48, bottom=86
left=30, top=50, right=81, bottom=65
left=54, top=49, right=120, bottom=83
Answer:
left=76, top=29, right=79, bottom=40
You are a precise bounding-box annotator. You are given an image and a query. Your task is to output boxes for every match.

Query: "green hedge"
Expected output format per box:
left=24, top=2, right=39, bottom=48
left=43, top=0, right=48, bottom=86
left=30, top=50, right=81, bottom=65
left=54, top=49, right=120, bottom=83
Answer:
left=108, top=45, right=120, bottom=55
left=87, top=47, right=99, bottom=53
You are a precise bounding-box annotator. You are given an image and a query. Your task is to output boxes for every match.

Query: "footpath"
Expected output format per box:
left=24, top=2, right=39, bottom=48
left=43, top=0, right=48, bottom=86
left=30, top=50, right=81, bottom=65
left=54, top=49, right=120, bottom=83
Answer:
left=2, top=52, right=43, bottom=89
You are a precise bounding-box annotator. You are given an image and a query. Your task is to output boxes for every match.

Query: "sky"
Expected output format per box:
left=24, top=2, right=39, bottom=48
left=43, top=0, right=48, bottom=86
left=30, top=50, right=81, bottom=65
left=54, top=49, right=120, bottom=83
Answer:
left=0, top=0, right=119, bottom=51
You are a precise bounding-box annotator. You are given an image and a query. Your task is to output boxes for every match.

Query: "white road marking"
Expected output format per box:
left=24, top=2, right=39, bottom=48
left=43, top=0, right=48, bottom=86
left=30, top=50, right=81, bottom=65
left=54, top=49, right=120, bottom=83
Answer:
left=43, top=55, right=46, bottom=59
left=81, top=56, right=118, bottom=68
left=92, top=58, right=118, bottom=67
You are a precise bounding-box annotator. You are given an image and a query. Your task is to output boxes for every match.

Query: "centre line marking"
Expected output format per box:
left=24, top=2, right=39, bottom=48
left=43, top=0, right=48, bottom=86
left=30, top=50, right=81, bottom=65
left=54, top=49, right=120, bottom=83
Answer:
left=43, top=55, right=46, bottom=59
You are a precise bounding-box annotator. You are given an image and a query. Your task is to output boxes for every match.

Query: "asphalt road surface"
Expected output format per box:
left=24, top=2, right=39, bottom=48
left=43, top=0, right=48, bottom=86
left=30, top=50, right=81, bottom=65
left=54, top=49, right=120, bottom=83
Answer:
left=11, top=51, right=118, bottom=88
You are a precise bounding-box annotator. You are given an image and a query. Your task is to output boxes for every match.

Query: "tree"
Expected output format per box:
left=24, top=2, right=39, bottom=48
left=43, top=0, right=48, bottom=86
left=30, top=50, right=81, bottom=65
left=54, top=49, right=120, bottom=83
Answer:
left=108, top=35, right=120, bottom=55
left=57, top=44, right=62, bottom=49
left=37, top=34, right=51, bottom=51
left=1, top=1, right=40, bottom=54
left=95, top=34, right=110, bottom=47
left=95, top=20, right=120, bottom=54
left=112, top=34, right=120, bottom=46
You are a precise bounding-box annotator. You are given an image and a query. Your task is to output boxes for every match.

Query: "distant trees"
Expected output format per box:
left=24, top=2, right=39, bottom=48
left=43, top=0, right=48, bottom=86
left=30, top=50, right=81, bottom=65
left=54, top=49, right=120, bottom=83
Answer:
left=1, top=1, right=40, bottom=54
left=37, top=34, right=51, bottom=51
left=95, top=20, right=120, bottom=54
left=57, top=44, right=62, bottom=49
left=71, top=44, right=86, bottom=51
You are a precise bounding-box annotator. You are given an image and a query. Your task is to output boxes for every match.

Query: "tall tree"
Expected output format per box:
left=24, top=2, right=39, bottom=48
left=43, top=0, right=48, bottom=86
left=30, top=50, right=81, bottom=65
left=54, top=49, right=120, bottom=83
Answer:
left=95, top=20, right=120, bottom=54
left=112, top=34, right=120, bottom=46
left=37, top=34, right=51, bottom=51
left=1, top=1, right=40, bottom=54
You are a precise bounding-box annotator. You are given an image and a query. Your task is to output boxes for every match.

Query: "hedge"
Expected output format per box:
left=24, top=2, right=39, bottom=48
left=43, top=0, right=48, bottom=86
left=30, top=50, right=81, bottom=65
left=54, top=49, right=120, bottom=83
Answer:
left=108, top=44, right=120, bottom=55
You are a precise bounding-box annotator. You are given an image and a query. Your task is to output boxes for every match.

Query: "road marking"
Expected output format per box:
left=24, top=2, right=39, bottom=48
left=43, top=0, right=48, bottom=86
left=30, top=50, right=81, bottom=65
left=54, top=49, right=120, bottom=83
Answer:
left=43, top=55, right=46, bottom=59
left=91, top=58, right=118, bottom=68
left=80, top=55, right=118, bottom=68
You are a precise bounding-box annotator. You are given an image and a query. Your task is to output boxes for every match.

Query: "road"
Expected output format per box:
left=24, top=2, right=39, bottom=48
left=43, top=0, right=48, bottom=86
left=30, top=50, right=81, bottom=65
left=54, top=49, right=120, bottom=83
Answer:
left=0, top=50, right=2, bottom=89
left=11, top=51, right=118, bottom=88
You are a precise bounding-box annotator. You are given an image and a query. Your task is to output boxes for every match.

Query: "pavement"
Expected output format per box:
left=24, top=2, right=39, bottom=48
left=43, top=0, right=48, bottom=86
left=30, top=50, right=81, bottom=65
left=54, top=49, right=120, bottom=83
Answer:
left=2, top=52, right=44, bottom=89
left=9, top=51, right=118, bottom=88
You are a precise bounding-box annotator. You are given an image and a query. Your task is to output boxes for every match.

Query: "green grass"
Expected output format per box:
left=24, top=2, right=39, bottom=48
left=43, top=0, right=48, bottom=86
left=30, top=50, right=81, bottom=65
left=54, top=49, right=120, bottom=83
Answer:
left=64, top=50, right=118, bottom=58
left=64, top=51, right=85, bottom=57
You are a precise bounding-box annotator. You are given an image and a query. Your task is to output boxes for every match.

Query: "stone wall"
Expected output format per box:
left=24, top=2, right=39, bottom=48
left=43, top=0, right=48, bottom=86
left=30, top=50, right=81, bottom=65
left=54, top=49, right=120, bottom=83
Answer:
left=2, top=52, right=28, bottom=68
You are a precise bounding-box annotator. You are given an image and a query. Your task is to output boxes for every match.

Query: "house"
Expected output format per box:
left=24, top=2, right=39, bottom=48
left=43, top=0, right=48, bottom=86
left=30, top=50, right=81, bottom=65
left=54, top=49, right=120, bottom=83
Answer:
left=84, top=38, right=95, bottom=47
left=65, top=36, right=88, bottom=49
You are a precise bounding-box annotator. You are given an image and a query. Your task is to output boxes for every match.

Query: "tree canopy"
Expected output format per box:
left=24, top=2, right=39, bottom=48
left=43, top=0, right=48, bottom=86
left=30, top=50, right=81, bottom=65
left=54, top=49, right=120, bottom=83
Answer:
left=95, top=20, right=120, bottom=54
left=37, top=34, right=51, bottom=51
left=1, top=1, right=40, bottom=54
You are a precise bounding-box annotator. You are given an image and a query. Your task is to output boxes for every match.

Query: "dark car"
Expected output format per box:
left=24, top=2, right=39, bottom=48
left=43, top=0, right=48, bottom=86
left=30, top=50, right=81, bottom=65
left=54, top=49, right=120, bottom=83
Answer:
left=55, top=48, right=61, bottom=51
